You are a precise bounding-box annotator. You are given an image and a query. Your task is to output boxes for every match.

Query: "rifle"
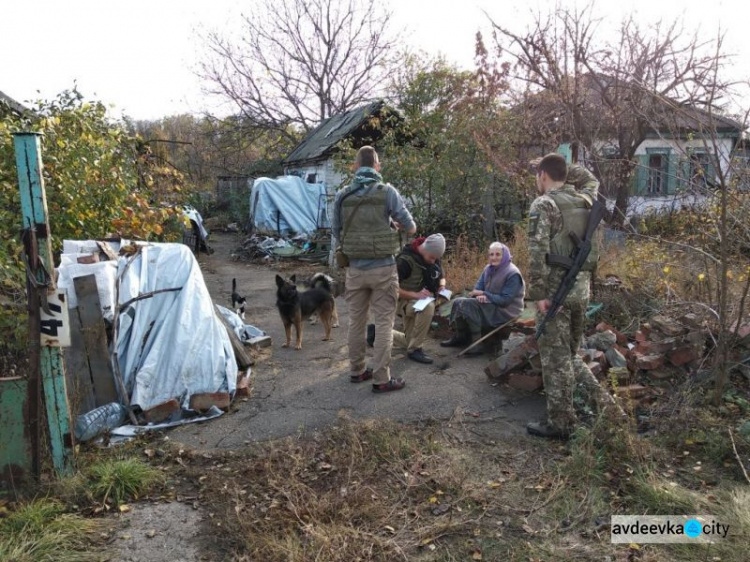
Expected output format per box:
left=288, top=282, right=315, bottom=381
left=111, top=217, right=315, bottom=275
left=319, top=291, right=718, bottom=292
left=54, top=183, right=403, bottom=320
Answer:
left=535, top=199, right=606, bottom=340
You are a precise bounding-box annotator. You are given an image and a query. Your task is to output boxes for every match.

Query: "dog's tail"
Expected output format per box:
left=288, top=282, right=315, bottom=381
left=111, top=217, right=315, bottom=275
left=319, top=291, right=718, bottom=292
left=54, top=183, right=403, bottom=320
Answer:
left=310, top=272, right=333, bottom=293
left=232, top=278, right=237, bottom=293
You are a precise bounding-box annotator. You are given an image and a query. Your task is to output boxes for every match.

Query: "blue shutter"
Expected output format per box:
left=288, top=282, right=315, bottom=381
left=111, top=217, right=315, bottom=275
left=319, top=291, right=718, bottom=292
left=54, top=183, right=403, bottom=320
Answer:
left=633, top=155, right=649, bottom=195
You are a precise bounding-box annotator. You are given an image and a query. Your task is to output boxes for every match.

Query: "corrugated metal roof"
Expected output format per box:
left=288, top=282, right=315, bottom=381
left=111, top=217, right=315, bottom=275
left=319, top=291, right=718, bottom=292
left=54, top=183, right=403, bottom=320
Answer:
left=283, top=100, right=386, bottom=165
left=0, top=90, right=29, bottom=115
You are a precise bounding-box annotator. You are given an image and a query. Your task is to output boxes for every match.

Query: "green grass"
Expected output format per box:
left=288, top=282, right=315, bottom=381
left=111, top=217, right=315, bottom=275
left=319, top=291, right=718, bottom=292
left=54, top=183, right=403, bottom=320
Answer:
left=86, top=457, right=162, bottom=506
left=0, top=498, right=106, bottom=562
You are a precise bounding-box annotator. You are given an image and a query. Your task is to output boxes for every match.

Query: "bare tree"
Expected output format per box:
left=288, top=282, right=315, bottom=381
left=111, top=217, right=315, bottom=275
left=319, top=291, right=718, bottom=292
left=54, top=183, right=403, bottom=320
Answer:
left=201, top=0, right=398, bottom=140
left=485, top=4, right=731, bottom=225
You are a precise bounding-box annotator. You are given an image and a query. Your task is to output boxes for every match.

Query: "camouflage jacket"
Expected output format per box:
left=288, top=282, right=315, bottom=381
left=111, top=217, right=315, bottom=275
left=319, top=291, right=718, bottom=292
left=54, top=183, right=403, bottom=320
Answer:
left=527, top=165, right=599, bottom=303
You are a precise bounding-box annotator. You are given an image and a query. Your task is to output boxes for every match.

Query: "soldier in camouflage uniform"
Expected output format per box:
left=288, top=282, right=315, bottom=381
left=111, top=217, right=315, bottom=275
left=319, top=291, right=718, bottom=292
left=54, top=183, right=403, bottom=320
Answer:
left=526, top=154, right=618, bottom=439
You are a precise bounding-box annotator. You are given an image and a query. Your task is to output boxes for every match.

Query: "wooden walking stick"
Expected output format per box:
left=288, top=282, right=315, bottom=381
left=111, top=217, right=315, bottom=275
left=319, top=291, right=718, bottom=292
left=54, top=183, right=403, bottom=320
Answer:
left=457, top=318, right=517, bottom=357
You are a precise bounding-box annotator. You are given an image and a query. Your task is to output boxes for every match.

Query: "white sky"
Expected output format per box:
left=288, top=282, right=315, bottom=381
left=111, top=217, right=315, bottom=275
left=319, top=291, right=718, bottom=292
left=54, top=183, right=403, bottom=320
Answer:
left=1, top=0, right=748, bottom=120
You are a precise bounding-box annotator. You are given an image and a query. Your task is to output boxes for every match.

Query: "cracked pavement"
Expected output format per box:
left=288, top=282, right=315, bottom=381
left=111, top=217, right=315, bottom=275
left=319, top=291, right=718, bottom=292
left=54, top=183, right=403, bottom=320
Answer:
left=170, top=233, right=545, bottom=451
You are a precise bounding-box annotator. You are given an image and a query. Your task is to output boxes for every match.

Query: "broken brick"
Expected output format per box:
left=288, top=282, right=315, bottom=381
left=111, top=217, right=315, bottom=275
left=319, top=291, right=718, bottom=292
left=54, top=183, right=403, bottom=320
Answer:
left=667, top=346, right=701, bottom=367
left=605, top=348, right=627, bottom=369
left=615, top=385, right=649, bottom=399
left=650, top=315, right=688, bottom=337
left=76, top=253, right=100, bottom=264
left=236, top=370, right=252, bottom=397
left=189, top=392, right=231, bottom=412
left=586, top=331, right=617, bottom=351
left=506, top=373, right=543, bottom=392
left=645, top=337, right=680, bottom=355
left=143, top=398, right=180, bottom=423
left=588, top=361, right=602, bottom=377
left=647, top=368, right=676, bottom=381
left=485, top=336, right=538, bottom=381
left=635, top=341, right=652, bottom=355
left=636, top=354, right=664, bottom=371
left=680, top=313, right=703, bottom=329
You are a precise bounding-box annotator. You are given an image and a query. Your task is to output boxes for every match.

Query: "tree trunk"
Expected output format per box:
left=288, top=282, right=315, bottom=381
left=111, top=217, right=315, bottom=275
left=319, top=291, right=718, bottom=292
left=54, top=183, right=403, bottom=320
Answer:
left=611, top=159, right=634, bottom=228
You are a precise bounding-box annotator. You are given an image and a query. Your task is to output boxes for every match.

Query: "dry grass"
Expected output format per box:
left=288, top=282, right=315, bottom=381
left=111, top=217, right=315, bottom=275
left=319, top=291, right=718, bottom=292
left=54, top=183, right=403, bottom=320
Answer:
left=0, top=498, right=107, bottom=562
left=444, top=227, right=529, bottom=294
left=154, top=412, right=750, bottom=561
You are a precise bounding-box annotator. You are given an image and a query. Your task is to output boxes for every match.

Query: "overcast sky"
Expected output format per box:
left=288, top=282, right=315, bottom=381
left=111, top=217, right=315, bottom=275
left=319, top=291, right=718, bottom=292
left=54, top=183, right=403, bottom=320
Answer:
left=1, top=0, right=747, bottom=120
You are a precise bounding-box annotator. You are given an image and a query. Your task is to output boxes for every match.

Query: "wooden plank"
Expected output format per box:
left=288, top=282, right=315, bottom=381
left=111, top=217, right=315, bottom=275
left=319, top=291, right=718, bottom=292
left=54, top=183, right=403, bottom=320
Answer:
left=214, top=305, right=254, bottom=370
left=73, top=276, right=118, bottom=406
left=15, top=132, right=74, bottom=476
left=63, top=307, right=97, bottom=416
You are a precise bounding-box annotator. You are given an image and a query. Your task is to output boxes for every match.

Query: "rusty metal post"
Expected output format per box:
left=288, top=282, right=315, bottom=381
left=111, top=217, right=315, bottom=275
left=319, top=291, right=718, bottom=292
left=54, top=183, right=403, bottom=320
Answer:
left=14, top=132, right=75, bottom=477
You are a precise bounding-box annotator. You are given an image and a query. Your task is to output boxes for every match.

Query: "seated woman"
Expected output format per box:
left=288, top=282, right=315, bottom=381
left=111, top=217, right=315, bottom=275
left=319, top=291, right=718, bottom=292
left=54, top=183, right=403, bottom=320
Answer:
left=441, top=242, right=525, bottom=355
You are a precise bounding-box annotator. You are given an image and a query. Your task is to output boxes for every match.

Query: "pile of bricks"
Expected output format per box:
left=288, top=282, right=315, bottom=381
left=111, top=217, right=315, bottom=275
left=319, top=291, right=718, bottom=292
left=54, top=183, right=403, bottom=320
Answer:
left=630, top=314, right=707, bottom=379
left=484, top=312, right=709, bottom=397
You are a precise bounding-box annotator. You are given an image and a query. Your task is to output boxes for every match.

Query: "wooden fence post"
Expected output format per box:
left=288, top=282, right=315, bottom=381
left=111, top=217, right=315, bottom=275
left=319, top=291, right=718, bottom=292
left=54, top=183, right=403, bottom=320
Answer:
left=14, top=132, right=75, bottom=477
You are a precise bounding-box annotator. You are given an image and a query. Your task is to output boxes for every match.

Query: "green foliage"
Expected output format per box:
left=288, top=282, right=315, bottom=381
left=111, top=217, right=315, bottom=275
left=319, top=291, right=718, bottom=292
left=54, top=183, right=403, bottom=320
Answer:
left=0, top=498, right=105, bottom=562
left=335, top=55, right=528, bottom=241
left=86, top=457, right=162, bottom=506
left=0, top=89, right=186, bottom=355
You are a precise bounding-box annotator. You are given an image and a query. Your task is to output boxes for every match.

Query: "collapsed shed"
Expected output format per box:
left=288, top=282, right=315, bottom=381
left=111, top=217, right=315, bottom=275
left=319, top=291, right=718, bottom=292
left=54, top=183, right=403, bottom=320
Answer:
left=58, top=239, right=255, bottom=438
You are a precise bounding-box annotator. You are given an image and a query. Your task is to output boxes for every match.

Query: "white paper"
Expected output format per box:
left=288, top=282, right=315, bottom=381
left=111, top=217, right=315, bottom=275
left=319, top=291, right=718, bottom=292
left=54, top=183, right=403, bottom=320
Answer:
left=438, top=288, right=452, bottom=300
left=413, top=297, right=436, bottom=312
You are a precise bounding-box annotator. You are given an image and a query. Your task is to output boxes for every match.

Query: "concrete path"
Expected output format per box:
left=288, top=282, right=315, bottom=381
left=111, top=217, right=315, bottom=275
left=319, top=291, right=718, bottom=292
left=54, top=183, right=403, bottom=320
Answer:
left=170, top=233, right=545, bottom=450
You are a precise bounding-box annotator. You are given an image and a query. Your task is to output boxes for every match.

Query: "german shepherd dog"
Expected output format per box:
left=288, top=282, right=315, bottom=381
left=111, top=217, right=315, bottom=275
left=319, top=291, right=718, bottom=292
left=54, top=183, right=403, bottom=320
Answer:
left=300, top=273, right=340, bottom=328
left=275, top=274, right=336, bottom=349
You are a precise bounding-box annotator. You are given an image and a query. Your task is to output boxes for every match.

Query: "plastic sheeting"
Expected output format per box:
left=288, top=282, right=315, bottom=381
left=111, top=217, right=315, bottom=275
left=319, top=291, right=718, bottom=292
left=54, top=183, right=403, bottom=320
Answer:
left=116, top=243, right=237, bottom=411
left=183, top=205, right=208, bottom=240
left=250, top=176, right=330, bottom=236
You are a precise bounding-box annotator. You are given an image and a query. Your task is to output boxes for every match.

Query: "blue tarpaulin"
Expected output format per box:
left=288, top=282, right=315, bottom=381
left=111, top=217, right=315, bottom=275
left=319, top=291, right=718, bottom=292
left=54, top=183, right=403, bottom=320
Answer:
left=250, top=176, right=330, bottom=236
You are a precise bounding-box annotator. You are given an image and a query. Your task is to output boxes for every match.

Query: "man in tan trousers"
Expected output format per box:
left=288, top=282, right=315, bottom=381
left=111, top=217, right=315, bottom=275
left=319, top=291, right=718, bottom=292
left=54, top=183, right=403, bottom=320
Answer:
left=390, top=234, right=446, bottom=364
left=331, top=146, right=416, bottom=393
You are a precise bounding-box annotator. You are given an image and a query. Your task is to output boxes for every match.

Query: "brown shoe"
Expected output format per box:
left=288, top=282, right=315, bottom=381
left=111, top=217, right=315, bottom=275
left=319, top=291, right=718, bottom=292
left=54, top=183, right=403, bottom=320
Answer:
left=350, top=368, right=373, bottom=383
left=372, top=378, right=406, bottom=393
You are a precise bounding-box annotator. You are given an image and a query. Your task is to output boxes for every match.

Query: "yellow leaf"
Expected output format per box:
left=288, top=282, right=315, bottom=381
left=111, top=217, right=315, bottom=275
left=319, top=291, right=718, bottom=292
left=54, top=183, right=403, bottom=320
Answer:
left=428, top=496, right=438, bottom=504
left=119, top=504, right=131, bottom=513
left=629, top=543, right=641, bottom=550
left=698, top=273, right=705, bottom=281
left=662, top=266, right=671, bottom=274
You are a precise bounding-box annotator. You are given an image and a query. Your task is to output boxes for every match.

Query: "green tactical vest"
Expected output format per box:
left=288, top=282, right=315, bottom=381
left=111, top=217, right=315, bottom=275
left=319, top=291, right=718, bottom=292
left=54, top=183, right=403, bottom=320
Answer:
left=340, top=183, right=401, bottom=259
left=546, top=189, right=599, bottom=272
left=397, top=251, right=425, bottom=292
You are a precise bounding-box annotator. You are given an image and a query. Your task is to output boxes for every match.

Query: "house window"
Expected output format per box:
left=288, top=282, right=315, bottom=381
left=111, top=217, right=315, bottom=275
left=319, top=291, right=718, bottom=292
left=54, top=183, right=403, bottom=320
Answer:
left=688, top=152, right=714, bottom=189
left=647, top=153, right=667, bottom=194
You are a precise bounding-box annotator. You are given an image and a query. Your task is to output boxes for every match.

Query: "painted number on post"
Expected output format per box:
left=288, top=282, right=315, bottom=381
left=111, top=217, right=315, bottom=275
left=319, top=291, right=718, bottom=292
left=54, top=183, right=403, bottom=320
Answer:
left=40, top=290, right=71, bottom=347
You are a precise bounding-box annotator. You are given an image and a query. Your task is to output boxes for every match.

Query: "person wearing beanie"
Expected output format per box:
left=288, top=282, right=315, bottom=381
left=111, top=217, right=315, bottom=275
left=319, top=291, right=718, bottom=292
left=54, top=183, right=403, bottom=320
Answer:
left=368, top=233, right=447, bottom=364
left=440, top=241, right=525, bottom=356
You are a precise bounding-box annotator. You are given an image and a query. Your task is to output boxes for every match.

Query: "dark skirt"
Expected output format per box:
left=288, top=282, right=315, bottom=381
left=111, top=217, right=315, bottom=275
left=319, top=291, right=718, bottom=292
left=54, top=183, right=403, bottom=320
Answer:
left=449, top=297, right=515, bottom=331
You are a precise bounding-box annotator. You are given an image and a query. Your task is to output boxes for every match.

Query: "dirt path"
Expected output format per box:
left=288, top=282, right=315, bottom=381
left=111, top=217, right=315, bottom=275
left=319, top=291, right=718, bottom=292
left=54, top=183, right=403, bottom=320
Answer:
left=169, top=233, right=544, bottom=450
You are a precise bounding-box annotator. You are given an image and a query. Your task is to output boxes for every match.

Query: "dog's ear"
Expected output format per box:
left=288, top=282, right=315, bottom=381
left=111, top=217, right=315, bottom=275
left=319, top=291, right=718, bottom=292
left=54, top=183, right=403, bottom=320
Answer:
left=275, top=275, right=285, bottom=288
left=290, top=274, right=296, bottom=284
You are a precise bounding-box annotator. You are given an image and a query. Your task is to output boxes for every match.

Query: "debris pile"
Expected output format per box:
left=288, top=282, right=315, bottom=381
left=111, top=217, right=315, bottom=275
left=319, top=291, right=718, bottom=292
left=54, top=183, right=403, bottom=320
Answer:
left=232, top=232, right=331, bottom=264
left=57, top=239, right=265, bottom=442
left=485, top=312, right=710, bottom=399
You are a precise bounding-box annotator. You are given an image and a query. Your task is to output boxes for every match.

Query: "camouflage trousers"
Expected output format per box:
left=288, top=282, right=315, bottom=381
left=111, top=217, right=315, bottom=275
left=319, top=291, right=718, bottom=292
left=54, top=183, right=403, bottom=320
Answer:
left=537, top=300, right=616, bottom=432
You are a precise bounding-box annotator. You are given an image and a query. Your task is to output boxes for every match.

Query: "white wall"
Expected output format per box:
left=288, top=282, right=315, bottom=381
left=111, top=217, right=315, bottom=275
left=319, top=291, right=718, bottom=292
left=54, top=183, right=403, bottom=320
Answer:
left=286, top=158, right=346, bottom=191
left=634, top=137, right=735, bottom=177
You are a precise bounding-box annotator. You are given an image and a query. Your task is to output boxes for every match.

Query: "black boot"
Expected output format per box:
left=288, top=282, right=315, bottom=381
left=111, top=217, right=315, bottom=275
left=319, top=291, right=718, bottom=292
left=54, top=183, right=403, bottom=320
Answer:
left=440, top=333, right=468, bottom=347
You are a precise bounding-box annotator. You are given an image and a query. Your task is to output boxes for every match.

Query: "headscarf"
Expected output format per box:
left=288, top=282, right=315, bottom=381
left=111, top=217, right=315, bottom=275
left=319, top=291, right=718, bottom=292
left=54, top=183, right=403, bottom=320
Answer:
left=487, top=242, right=512, bottom=278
